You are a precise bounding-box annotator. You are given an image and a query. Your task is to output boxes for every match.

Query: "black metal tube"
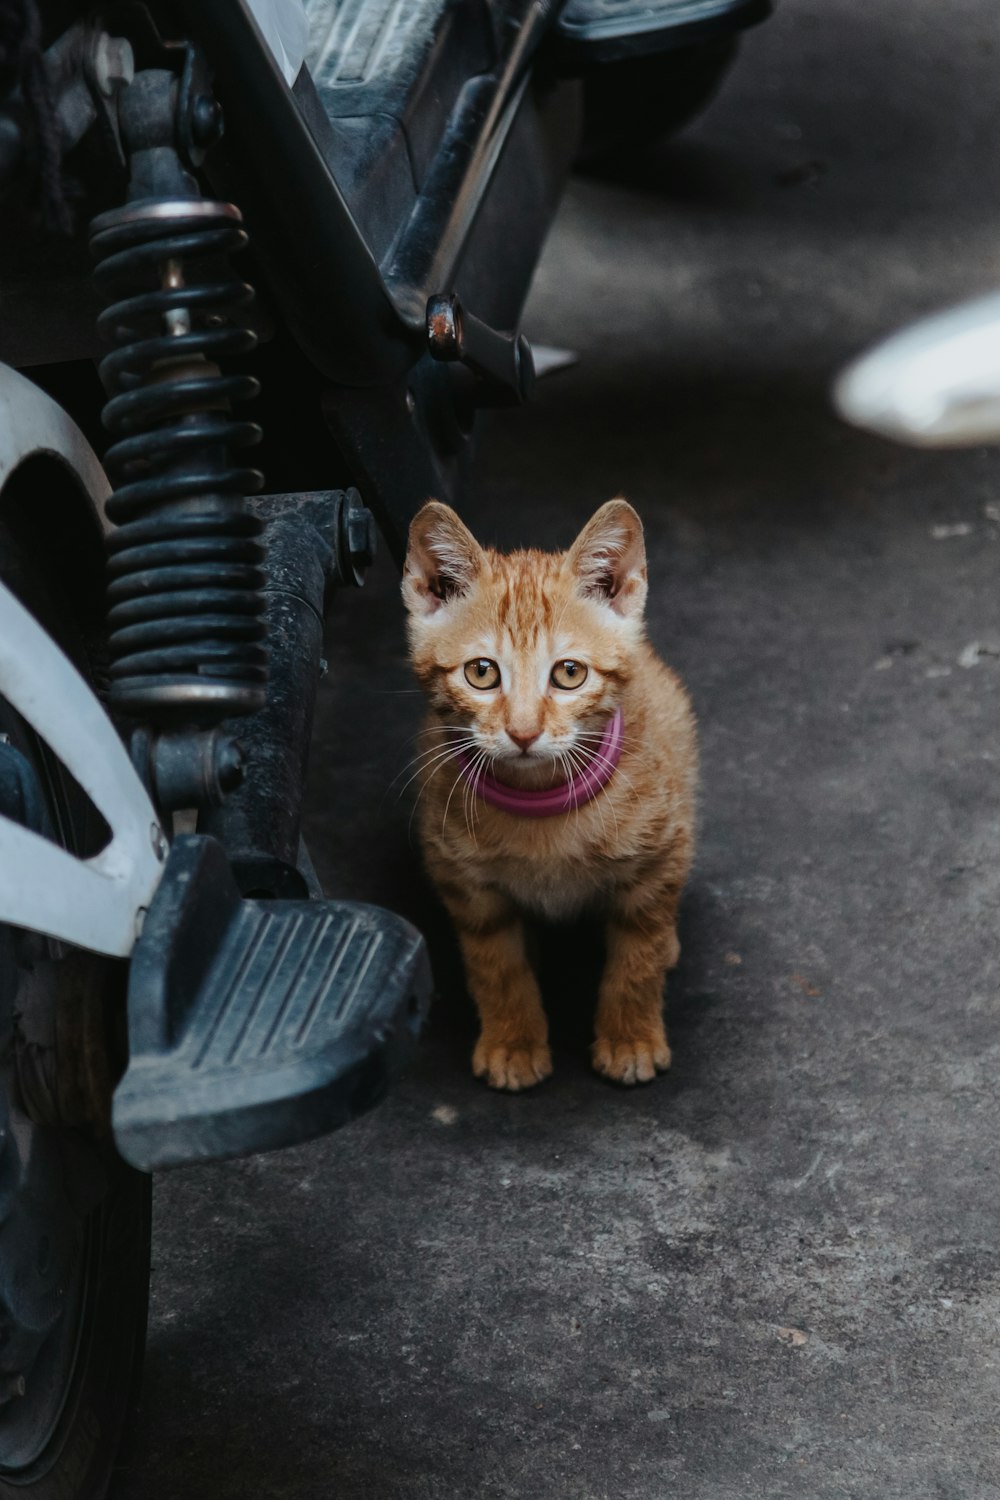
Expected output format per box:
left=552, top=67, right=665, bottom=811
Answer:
left=383, top=1, right=554, bottom=323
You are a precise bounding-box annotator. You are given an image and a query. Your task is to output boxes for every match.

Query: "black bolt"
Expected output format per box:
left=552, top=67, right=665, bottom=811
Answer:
left=340, top=488, right=377, bottom=583
left=348, top=509, right=378, bottom=570
left=215, top=738, right=245, bottom=795
left=0, top=1373, right=25, bottom=1403
left=426, top=293, right=463, bottom=361
left=191, top=94, right=224, bottom=148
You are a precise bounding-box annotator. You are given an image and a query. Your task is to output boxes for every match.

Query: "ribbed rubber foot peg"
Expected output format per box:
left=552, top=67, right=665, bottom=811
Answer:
left=113, top=835, right=431, bottom=1170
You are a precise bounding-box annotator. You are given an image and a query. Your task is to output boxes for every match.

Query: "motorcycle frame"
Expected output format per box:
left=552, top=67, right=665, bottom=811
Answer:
left=4, top=1, right=581, bottom=555
left=0, top=0, right=581, bottom=941
left=173, top=0, right=581, bottom=558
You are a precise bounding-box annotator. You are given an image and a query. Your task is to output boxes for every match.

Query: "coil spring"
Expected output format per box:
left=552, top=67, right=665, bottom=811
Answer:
left=89, top=199, right=267, bottom=723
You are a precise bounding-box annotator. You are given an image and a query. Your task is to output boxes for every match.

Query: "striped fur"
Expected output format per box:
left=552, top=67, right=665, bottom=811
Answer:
left=403, top=499, right=698, bottom=1089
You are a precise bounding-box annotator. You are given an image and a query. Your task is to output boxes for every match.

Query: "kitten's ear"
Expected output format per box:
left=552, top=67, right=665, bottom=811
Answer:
left=567, top=498, right=647, bottom=620
left=403, top=501, right=485, bottom=616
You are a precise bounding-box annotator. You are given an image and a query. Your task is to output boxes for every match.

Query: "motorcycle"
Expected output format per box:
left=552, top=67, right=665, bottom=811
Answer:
left=0, top=0, right=769, bottom=1493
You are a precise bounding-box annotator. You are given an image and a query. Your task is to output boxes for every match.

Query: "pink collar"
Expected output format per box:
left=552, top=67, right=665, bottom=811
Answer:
left=457, top=709, right=624, bottom=818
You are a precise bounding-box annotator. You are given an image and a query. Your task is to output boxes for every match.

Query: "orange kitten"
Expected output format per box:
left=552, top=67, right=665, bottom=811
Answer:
left=402, top=498, right=698, bottom=1091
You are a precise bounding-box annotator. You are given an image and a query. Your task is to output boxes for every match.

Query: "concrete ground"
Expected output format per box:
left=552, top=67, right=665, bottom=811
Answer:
left=116, top=3, right=1000, bottom=1497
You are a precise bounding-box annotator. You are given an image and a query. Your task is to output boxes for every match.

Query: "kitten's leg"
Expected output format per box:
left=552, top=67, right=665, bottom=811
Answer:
left=592, top=879, right=683, bottom=1085
left=439, top=883, right=552, bottom=1091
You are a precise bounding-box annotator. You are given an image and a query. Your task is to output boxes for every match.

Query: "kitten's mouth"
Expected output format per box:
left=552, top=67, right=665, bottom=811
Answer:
left=497, top=745, right=555, bottom=766
left=491, top=749, right=566, bottom=791
left=455, top=709, right=625, bottom=817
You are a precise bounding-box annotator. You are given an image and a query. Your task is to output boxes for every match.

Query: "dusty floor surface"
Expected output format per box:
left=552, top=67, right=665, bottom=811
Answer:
left=115, top=3, right=1000, bottom=1497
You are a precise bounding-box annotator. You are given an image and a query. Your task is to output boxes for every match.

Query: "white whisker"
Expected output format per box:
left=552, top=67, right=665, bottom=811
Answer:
left=405, top=744, right=476, bottom=841
left=443, top=746, right=479, bottom=838
left=564, top=740, right=620, bottom=841
left=575, top=746, right=640, bottom=813
left=467, top=747, right=494, bottom=841
left=389, top=738, right=480, bottom=801
left=576, top=726, right=653, bottom=774
left=461, top=747, right=489, bottom=844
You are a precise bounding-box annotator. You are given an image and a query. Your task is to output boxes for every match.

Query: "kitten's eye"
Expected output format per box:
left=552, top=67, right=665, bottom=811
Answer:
left=551, top=659, right=588, bottom=690
left=464, top=658, right=501, bottom=690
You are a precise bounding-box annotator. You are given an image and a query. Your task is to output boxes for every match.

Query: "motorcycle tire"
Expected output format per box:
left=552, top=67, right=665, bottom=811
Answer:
left=0, top=509, right=151, bottom=1499
left=579, top=38, right=738, bottom=163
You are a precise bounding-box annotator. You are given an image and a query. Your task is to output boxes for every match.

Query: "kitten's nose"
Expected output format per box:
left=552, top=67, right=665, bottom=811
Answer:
left=508, top=729, right=541, bottom=753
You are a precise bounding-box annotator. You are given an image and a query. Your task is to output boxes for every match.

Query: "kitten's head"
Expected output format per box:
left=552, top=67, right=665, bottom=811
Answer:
left=402, top=499, right=647, bottom=777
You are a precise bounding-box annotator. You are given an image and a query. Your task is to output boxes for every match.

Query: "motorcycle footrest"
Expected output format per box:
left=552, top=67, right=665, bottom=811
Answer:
left=112, top=835, right=431, bottom=1171
left=555, top=0, right=770, bottom=65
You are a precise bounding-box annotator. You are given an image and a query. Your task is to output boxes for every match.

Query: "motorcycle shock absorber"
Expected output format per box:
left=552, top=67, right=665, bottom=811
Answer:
left=89, top=71, right=267, bottom=730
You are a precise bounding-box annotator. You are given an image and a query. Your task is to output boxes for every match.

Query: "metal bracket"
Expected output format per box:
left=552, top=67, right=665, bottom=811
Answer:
left=426, top=292, right=535, bottom=407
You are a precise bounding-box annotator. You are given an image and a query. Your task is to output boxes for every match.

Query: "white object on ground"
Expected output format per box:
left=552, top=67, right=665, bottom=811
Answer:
left=835, top=292, right=1000, bottom=447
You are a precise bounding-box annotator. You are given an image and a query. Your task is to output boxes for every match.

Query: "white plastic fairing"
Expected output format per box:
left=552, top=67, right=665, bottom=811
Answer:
left=0, top=579, right=165, bottom=956
left=0, top=364, right=111, bottom=524
left=0, top=363, right=163, bottom=957
left=835, top=292, right=1000, bottom=447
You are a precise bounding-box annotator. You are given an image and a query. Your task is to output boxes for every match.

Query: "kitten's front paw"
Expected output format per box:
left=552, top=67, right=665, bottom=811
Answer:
left=473, top=1037, right=553, bottom=1092
left=592, top=1034, right=671, bottom=1086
